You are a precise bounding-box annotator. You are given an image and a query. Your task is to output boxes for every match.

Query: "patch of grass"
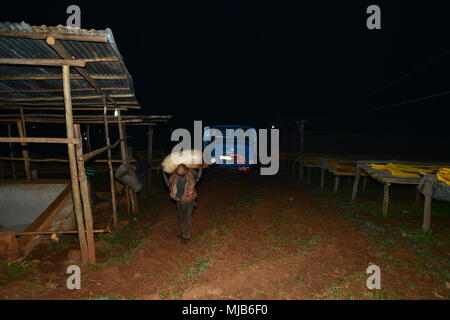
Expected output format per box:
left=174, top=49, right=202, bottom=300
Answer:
left=294, top=235, right=322, bottom=255
left=181, top=255, right=215, bottom=281
left=252, top=286, right=264, bottom=297
left=290, top=274, right=305, bottom=286
left=0, top=260, right=39, bottom=282
left=46, top=235, right=78, bottom=253
left=216, top=224, right=230, bottom=235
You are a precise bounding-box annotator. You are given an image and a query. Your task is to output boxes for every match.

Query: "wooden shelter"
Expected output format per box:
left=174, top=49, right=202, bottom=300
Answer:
left=0, top=22, right=170, bottom=264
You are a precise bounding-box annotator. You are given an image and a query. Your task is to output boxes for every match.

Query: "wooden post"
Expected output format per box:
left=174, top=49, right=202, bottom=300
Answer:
left=122, top=120, right=139, bottom=213
left=7, top=124, right=16, bottom=180
left=147, top=125, right=154, bottom=188
left=333, top=176, right=340, bottom=193
left=62, top=65, right=89, bottom=265
left=17, top=110, right=31, bottom=179
left=117, top=110, right=133, bottom=214
left=298, top=120, right=305, bottom=181
left=320, top=168, right=325, bottom=188
left=422, top=179, right=432, bottom=232
left=362, top=175, right=368, bottom=190
left=74, top=124, right=96, bottom=264
left=298, top=156, right=303, bottom=181
left=307, top=166, right=311, bottom=186
left=382, top=183, right=391, bottom=216
left=351, top=165, right=361, bottom=203
left=86, top=124, right=91, bottom=153
left=103, top=98, right=118, bottom=228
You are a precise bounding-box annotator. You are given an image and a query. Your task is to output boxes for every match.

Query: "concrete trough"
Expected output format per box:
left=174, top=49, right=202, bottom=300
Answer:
left=0, top=180, right=76, bottom=259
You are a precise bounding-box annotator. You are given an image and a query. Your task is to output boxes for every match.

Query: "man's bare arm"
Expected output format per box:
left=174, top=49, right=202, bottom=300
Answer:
left=162, top=168, right=170, bottom=187
left=197, top=165, right=203, bottom=180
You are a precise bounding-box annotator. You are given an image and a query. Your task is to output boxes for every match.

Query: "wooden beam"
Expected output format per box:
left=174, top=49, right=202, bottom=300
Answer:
left=0, top=106, right=136, bottom=111
left=15, top=229, right=109, bottom=236
left=0, top=102, right=138, bottom=107
left=79, top=138, right=124, bottom=161
left=0, top=58, right=86, bottom=67
left=0, top=94, right=135, bottom=102
left=0, top=87, right=131, bottom=94
left=0, top=156, right=134, bottom=163
left=0, top=137, right=79, bottom=144
left=0, top=29, right=107, bottom=42
left=62, top=64, right=89, bottom=265
left=0, top=75, right=127, bottom=81
left=47, top=39, right=119, bottom=107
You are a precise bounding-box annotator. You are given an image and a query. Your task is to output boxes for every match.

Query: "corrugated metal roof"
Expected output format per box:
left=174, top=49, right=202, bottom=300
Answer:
left=0, top=22, right=139, bottom=108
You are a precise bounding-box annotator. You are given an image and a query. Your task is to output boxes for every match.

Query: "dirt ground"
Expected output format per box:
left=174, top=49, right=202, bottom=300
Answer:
left=0, top=166, right=449, bottom=300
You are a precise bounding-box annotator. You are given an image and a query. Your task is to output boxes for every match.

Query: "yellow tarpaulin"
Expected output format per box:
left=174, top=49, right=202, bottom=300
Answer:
left=437, top=168, right=450, bottom=185
left=369, top=163, right=442, bottom=178
left=329, top=160, right=356, bottom=173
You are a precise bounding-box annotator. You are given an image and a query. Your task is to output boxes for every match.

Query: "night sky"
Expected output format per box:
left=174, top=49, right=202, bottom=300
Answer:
left=2, top=1, right=450, bottom=154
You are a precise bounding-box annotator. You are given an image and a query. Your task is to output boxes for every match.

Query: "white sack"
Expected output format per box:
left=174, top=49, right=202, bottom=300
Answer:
left=161, top=149, right=204, bottom=174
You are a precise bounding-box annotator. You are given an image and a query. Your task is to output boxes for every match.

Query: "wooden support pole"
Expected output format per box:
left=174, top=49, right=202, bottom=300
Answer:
left=117, top=110, right=132, bottom=214
left=351, top=165, right=361, bottom=203
left=333, top=176, right=340, bottom=194
left=103, top=98, right=118, bottom=228
left=7, top=124, right=16, bottom=179
left=320, top=168, right=325, bottom=188
left=16, top=119, right=31, bottom=179
left=62, top=65, right=89, bottom=265
left=297, top=120, right=305, bottom=181
left=74, top=124, right=96, bottom=264
left=147, top=125, right=154, bottom=188
left=382, top=183, right=391, bottom=216
left=298, top=156, right=304, bottom=181
left=307, top=166, right=311, bottom=186
left=422, top=179, right=432, bottom=232
left=86, top=124, right=91, bottom=153
left=122, top=123, right=139, bottom=213
left=362, top=175, right=368, bottom=190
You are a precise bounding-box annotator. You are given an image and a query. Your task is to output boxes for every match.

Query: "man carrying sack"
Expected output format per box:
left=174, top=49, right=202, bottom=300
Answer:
left=162, top=163, right=203, bottom=244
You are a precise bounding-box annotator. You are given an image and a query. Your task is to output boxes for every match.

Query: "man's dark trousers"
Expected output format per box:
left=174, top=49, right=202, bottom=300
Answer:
left=177, top=200, right=194, bottom=239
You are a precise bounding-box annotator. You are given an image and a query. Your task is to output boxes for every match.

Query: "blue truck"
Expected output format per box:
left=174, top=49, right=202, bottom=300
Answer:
left=203, top=125, right=257, bottom=171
